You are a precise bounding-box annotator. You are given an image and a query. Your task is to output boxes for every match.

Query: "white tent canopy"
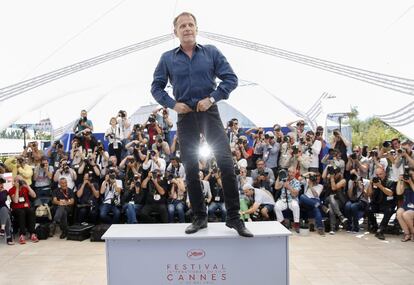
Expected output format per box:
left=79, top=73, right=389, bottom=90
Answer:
left=1, top=1, right=413, bottom=138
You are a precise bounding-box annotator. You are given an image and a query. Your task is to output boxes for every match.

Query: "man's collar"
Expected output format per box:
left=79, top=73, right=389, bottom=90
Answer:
left=174, top=43, right=203, bottom=54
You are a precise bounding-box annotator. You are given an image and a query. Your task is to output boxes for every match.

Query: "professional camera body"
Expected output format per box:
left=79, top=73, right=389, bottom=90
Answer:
left=403, top=165, right=411, bottom=180
left=278, top=169, right=288, bottom=182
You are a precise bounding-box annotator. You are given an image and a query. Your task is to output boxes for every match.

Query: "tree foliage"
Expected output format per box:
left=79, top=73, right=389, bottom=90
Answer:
left=347, top=107, right=405, bottom=149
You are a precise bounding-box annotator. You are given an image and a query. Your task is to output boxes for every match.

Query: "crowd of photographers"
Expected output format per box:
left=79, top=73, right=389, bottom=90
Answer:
left=0, top=110, right=413, bottom=245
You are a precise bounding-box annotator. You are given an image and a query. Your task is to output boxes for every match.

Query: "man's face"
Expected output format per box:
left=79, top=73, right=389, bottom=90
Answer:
left=288, top=168, right=296, bottom=179
left=243, top=188, right=253, bottom=197
left=376, top=169, right=386, bottom=180
left=59, top=179, right=68, bottom=189
left=256, top=161, right=265, bottom=171
left=391, top=140, right=400, bottom=150
left=174, top=15, right=197, bottom=46
left=81, top=111, right=87, bottom=118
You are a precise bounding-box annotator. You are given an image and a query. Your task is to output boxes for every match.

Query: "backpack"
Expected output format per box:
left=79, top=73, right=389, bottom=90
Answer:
left=35, top=204, right=52, bottom=220
left=35, top=223, right=50, bottom=240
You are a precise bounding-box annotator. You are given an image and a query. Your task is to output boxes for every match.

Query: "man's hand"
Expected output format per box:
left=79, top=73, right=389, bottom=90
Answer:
left=173, top=103, right=192, bottom=114
left=196, top=98, right=212, bottom=112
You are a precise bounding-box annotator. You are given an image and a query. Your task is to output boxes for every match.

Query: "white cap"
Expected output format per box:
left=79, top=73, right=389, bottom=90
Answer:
left=242, top=183, right=254, bottom=191
left=265, top=131, right=274, bottom=137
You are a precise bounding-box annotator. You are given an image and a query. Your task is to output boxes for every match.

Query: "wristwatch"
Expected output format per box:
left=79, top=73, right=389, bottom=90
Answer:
left=209, top=97, right=216, bottom=104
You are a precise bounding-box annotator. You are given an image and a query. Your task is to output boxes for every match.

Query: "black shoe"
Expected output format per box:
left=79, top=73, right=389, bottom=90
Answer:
left=375, top=231, right=385, bottom=240
left=185, top=217, right=208, bottom=234
left=59, top=231, right=67, bottom=239
left=225, top=219, right=254, bottom=238
left=49, top=222, right=56, bottom=237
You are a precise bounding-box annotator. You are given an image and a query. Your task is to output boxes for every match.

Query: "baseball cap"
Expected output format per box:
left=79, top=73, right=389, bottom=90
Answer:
left=242, top=183, right=254, bottom=191
left=265, top=131, right=275, bottom=138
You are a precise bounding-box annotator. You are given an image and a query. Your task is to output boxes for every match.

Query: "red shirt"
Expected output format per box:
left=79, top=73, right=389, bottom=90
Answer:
left=8, top=186, right=31, bottom=209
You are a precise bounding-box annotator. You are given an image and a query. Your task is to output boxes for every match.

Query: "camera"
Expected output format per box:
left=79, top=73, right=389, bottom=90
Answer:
left=98, top=146, right=104, bottom=152
left=309, top=174, right=317, bottom=182
left=258, top=170, right=269, bottom=177
left=397, top=148, right=404, bottom=154
left=403, top=166, right=410, bottom=180
left=369, top=150, right=378, bottom=157
left=134, top=124, right=143, bottom=132
left=328, top=148, right=336, bottom=156
left=350, top=173, right=359, bottom=181
left=54, top=140, right=63, bottom=148
left=157, top=138, right=163, bottom=144
left=278, top=169, right=288, bottom=182
left=148, top=116, right=156, bottom=124
left=292, top=145, right=299, bottom=155
left=18, top=180, right=25, bottom=187
left=108, top=161, right=114, bottom=168
left=109, top=172, right=116, bottom=180
left=372, top=177, right=380, bottom=184
left=127, top=157, right=135, bottom=164
left=40, top=162, right=45, bottom=168
left=283, top=136, right=290, bottom=143
left=118, top=110, right=126, bottom=118
left=151, top=170, right=159, bottom=177
left=133, top=175, right=140, bottom=181
left=150, top=150, right=156, bottom=157
left=212, top=166, right=219, bottom=174
left=350, top=152, right=357, bottom=160
left=383, top=141, right=392, bottom=148
left=235, top=168, right=241, bottom=175
left=227, top=120, right=234, bottom=128
left=333, top=130, right=340, bottom=137
left=327, top=165, right=336, bottom=175
left=237, top=138, right=244, bottom=144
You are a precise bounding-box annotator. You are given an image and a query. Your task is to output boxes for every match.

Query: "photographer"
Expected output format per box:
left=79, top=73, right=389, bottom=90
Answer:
left=288, top=144, right=310, bottom=176
left=167, top=176, right=187, bottom=223
left=322, top=148, right=345, bottom=174
left=79, top=129, right=98, bottom=154
left=75, top=173, right=100, bottom=224
left=237, top=167, right=253, bottom=194
left=128, top=124, right=146, bottom=142
left=322, top=165, right=348, bottom=234
left=4, top=156, right=33, bottom=186
left=23, top=141, right=43, bottom=166
left=145, top=113, right=162, bottom=146
left=122, top=177, right=145, bottom=224
left=143, top=149, right=166, bottom=176
left=94, top=141, right=110, bottom=179
left=331, top=129, right=351, bottom=164
left=250, top=159, right=275, bottom=193
left=140, top=169, right=168, bottom=223
left=367, top=149, right=388, bottom=179
left=396, top=168, right=414, bottom=242
left=70, top=137, right=84, bottom=168
left=166, top=157, right=185, bottom=179
left=256, top=131, right=280, bottom=177
left=9, top=176, right=39, bottom=244
left=286, top=119, right=306, bottom=143
left=73, top=109, right=93, bottom=135
left=279, top=134, right=294, bottom=170
left=53, top=158, right=77, bottom=190
left=120, top=155, right=141, bottom=185
left=77, top=149, right=101, bottom=184
left=303, top=130, right=321, bottom=173
left=346, top=146, right=369, bottom=179
left=51, top=177, right=75, bottom=239
left=99, top=171, right=122, bottom=224
left=241, top=184, right=275, bottom=221
left=205, top=168, right=226, bottom=222
left=47, top=140, right=67, bottom=170
left=33, top=156, right=54, bottom=204
left=344, top=170, right=369, bottom=233
left=227, top=118, right=241, bottom=147
left=151, top=135, right=171, bottom=161
left=274, top=168, right=301, bottom=232
left=394, top=139, right=414, bottom=170
left=117, top=110, right=131, bottom=150
left=366, top=167, right=396, bottom=240
left=299, top=172, right=325, bottom=235
left=105, top=117, right=124, bottom=164
left=155, top=107, right=173, bottom=145
left=245, top=127, right=265, bottom=168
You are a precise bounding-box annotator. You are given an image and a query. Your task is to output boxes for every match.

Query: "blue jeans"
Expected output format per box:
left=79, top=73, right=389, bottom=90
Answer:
left=99, top=203, right=120, bottom=224
left=344, top=201, right=366, bottom=232
left=208, top=202, right=227, bottom=222
left=123, top=203, right=143, bottom=224
left=299, top=195, right=323, bottom=229
left=168, top=200, right=186, bottom=223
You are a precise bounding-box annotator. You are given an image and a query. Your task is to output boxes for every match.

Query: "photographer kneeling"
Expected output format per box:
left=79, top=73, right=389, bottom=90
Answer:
left=99, top=171, right=122, bottom=224
left=241, top=184, right=275, bottom=221
left=396, top=167, right=414, bottom=242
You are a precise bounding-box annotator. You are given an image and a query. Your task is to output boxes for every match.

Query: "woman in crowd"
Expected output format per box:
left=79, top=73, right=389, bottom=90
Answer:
left=105, top=117, right=123, bottom=164
left=396, top=170, right=414, bottom=242
left=8, top=176, right=39, bottom=244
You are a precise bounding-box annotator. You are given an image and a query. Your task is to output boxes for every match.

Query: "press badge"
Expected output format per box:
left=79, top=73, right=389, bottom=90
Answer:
left=129, top=201, right=134, bottom=205
left=215, top=196, right=220, bottom=202
left=18, top=197, right=25, bottom=203
left=407, top=203, right=414, bottom=209
left=113, top=143, right=118, bottom=150
left=386, top=196, right=394, bottom=201
left=154, top=194, right=161, bottom=201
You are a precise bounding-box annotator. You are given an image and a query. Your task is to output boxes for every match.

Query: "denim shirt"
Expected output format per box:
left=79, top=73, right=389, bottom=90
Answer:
left=151, top=44, right=238, bottom=110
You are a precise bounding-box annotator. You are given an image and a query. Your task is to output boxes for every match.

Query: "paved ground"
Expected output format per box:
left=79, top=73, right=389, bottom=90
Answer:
left=0, top=228, right=413, bottom=285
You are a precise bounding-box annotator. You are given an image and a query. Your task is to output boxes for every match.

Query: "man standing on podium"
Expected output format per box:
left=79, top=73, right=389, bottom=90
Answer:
left=151, top=12, right=253, bottom=237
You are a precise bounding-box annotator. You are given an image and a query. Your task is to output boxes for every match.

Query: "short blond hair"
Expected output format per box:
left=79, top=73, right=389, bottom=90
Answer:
left=173, top=12, right=197, bottom=28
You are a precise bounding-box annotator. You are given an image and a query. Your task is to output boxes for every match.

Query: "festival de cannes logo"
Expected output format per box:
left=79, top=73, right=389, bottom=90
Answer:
left=187, top=249, right=206, bottom=260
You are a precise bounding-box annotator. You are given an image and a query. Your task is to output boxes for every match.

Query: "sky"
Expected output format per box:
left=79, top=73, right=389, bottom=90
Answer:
left=0, top=0, right=413, bottom=135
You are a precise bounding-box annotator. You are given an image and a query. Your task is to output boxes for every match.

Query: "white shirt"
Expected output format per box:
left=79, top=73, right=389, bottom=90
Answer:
left=254, top=188, right=275, bottom=205
left=143, top=158, right=166, bottom=175
left=304, top=183, right=323, bottom=199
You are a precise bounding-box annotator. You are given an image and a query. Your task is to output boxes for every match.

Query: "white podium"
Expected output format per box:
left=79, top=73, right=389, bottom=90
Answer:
left=103, top=221, right=291, bottom=285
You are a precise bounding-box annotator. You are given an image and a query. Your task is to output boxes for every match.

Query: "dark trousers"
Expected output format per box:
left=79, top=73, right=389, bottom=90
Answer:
left=367, top=203, right=395, bottom=232
left=177, top=105, right=240, bottom=221
left=77, top=206, right=98, bottom=224
left=54, top=205, right=73, bottom=231
left=13, top=208, right=36, bottom=235
left=140, top=203, right=168, bottom=223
